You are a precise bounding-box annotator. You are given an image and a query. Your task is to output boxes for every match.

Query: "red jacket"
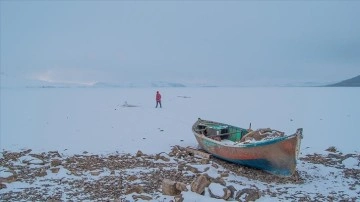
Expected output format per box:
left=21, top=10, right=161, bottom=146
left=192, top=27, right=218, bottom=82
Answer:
left=156, top=92, right=161, bottom=101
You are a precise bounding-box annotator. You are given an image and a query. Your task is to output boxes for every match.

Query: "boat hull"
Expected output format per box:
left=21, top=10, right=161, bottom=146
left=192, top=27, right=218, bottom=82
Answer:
left=192, top=119, right=302, bottom=176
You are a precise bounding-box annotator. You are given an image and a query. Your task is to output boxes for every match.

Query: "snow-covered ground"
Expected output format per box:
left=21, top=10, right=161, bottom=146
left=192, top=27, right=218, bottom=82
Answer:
left=1, top=87, right=359, bottom=154
left=1, top=87, right=359, bottom=201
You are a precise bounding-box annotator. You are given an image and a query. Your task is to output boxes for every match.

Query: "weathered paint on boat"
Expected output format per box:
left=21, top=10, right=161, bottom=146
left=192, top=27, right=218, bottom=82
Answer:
left=192, top=119, right=303, bottom=176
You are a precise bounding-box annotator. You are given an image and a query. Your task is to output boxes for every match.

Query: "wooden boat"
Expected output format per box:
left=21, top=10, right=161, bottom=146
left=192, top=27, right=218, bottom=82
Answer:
left=192, top=118, right=303, bottom=176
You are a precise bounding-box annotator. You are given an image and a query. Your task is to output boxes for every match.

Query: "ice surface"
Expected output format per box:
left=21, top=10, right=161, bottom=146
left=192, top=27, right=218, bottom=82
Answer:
left=1, top=87, right=359, bottom=201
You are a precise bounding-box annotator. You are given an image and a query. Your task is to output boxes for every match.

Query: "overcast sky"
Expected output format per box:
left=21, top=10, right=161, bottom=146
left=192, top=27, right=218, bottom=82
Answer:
left=1, top=1, right=359, bottom=86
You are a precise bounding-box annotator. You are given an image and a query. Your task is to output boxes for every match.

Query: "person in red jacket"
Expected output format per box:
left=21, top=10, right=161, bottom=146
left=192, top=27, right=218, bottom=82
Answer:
left=155, top=91, right=162, bottom=108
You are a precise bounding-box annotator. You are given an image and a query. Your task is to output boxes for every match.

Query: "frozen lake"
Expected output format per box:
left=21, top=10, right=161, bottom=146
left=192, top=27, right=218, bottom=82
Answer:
left=1, top=87, right=359, bottom=155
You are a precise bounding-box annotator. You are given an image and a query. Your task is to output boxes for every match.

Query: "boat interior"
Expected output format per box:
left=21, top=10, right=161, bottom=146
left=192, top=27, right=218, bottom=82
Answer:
left=194, top=119, right=287, bottom=143
left=195, top=122, right=249, bottom=142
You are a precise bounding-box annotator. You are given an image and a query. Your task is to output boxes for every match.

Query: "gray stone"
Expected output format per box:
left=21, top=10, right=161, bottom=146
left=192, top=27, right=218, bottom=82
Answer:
left=162, top=179, right=181, bottom=196
left=132, top=194, right=152, bottom=200
left=125, top=185, right=144, bottom=194
left=51, top=159, right=62, bottom=167
left=175, top=182, right=188, bottom=192
left=50, top=167, right=60, bottom=173
left=235, top=188, right=260, bottom=201
left=208, top=183, right=231, bottom=200
left=136, top=150, right=144, bottom=157
left=191, top=174, right=210, bottom=195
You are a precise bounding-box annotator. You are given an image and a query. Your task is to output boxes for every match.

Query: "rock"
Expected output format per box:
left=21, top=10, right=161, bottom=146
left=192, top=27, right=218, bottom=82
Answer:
left=326, top=146, right=337, bottom=153
left=220, top=171, right=229, bottom=178
left=132, top=194, right=152, bottom=200
left=212, top=177, right=226, bottom=186
left=50, top=167, right=60, bottom=173
left=344, top=168, right=360, bottom=179
left=187, top=165, right=200, bottom=173
left=177, top=164, right=185, bottom=171
left=0, top=170, right=17, bottom=183
left=212, top=163, right=219, bottom=169
left=177, top=163, right=200, bottom=173
left=46, top=199, right=61, bottom=202
left=0, top=183, right=7, bottom=189
left=175, top=182, right=188, bottom=192
left=48, top=150, right=61, bottom=158
left=136, top=150, right=144, bottom=157
left=90, top=171, right=100, bottom=176
left=227, top=185, right=237, bottom=199
left=170, top=146, right=181, bottom=156
left=156, top=154, right=170, bottom=162
left=208, top=183, right=231, bottom=200
left=237, top=167, right=244, bottom=173
left=174, top=194, right=184, bottom=202
left=23, top=157, right=45, bottom=165
left=223, top=188, right=232, bottom=200
left=191, top=174, right=210, bottom=195
left=70, top=170, right=82, bottom=176
left=200, top=158, right=210, bottom=164
left=36, top=168, right=47, bottom=177
left=127, top=175, right=138, bottom=181
left=160, top=156, right=170, bottom=162
left=235, top=188, right=260, bottom=201
left=185, top=147, right=211, bottom=159
left=51, top=159, right=62, bottom=167
left=162, top=179, right=181, bottom=196
left=125, top=185, right=144, bottom=194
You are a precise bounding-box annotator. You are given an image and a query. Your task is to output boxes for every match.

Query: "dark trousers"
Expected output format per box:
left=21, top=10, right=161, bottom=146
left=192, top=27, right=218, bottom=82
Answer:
left=156, top=101, right=162, bottom=108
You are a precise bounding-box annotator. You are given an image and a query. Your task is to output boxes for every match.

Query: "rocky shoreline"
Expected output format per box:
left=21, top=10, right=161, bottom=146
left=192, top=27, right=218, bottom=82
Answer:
left=1, top=146, right=359, bottom=201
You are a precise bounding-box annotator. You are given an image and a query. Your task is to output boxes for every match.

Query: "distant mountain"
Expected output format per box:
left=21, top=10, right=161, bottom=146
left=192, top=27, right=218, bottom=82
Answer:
left=327, top=75, right=360, bottom=87
left=280, top=81, right=333, bottom=87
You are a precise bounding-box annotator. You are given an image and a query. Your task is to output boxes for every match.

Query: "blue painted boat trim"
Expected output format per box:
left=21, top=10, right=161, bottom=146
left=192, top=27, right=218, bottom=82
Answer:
left=211, top=153, right=293, bottom=176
